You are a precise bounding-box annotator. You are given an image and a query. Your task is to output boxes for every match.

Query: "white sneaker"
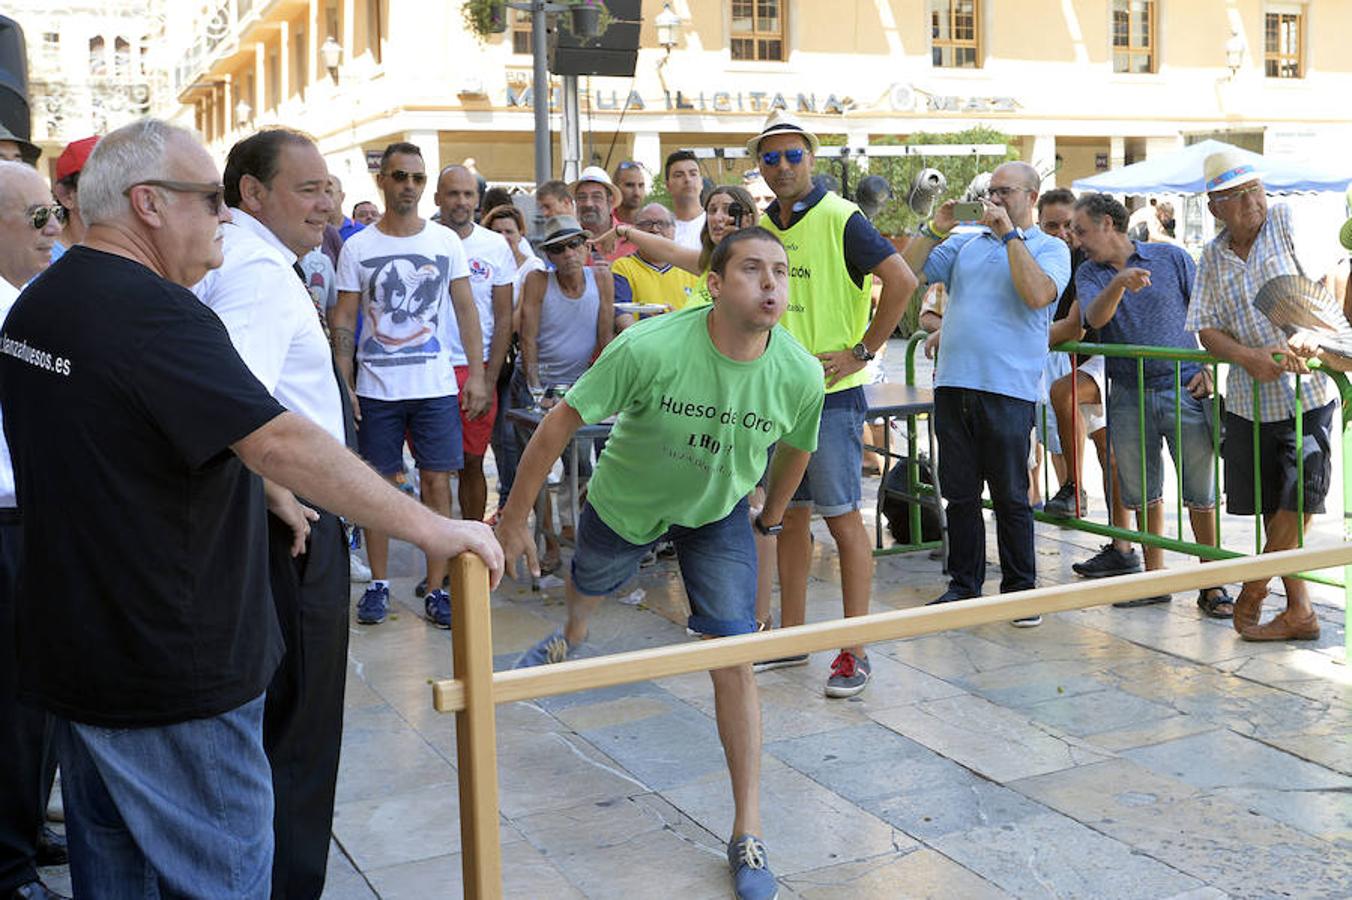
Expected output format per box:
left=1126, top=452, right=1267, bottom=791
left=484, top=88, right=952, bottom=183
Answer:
left=349, top=552, right=372, bottom=582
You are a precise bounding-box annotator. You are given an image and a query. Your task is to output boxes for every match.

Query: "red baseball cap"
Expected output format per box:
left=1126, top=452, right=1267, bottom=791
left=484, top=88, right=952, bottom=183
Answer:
left=56, top=136, right=100, bottom=182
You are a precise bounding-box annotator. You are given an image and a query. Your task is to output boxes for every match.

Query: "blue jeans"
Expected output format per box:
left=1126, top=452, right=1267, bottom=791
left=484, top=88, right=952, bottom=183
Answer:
left=934, top=387, right=1036, bottom=597
left=571, top=498, right=758, bottom=636
left=1107, top=382, right=1216, bottom=509
left=492, top=376, right=523, bottom=507
left=58, top=694, right=274, bottom=899
left=789, top=386, right=867, bottom=517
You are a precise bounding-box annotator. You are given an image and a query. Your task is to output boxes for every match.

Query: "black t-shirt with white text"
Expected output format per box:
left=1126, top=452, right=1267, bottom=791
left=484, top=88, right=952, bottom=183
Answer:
left=0, top=246, right=286, bottom=727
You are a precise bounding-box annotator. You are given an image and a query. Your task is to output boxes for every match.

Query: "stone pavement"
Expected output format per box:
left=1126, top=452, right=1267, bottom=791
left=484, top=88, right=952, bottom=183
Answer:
left=314, top=495, right=1351, bottom=899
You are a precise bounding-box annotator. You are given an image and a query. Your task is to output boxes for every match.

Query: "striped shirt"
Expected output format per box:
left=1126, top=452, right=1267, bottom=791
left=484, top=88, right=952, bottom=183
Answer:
left=1186, top=203, right=1336, bottom=422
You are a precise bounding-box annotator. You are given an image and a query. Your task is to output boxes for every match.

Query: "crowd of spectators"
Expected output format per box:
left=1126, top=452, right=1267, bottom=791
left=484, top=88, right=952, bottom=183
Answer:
left=0, top=113, right=1345, bottom=899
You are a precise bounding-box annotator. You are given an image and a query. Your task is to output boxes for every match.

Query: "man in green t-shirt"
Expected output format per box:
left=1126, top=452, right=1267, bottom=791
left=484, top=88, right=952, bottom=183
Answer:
left=498, top=228, right=823, bottom=900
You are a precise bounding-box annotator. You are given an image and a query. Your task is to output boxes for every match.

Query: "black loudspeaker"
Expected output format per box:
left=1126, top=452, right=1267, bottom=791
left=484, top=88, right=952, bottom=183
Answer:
left=0, top=16, right=30, bottom=140
left=549, top=0, right=640, bottom=78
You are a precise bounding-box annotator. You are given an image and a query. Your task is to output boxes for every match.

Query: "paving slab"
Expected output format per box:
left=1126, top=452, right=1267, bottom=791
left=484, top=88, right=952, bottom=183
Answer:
left=1122, top=729, right=1352, bottom=792
left=782, top=847, right=1010, bottom=899
left=363, top=845, right=582, bottom=900
left=571, top=698, right=730, bottom=791
left=663, top=764, right=917, bottom=876
left=869, top=694, right=1111, bottom=782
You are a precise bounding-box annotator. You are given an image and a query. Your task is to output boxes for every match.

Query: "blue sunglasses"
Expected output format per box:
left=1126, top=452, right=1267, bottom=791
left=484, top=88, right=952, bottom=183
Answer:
left=760, top=148, right=805, bottom=167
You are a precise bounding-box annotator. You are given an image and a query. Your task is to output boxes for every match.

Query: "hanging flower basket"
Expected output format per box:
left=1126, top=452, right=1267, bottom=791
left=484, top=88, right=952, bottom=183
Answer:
left=464, top=0, right=508, bottom=38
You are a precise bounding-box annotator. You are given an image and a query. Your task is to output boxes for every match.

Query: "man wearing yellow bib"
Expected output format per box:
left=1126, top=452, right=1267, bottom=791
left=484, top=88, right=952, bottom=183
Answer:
left=753, top=112, right=918, bottom=698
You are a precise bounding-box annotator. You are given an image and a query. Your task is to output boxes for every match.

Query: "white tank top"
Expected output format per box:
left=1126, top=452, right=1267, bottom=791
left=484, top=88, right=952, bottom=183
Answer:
left=537, top=267, right=600, bottom=386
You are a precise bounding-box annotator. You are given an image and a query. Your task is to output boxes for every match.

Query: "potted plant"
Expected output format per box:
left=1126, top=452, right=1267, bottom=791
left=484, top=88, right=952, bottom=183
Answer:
left=566, top=0, right=606, bottom=38
left=463, top=0, right=508, bottom=37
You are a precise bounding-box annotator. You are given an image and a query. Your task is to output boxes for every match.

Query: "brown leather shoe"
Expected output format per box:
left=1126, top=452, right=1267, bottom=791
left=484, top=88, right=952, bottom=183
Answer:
left=1232, top=588, right=1265, bottom=634
left=1240, top=608, right=1321, bottom=642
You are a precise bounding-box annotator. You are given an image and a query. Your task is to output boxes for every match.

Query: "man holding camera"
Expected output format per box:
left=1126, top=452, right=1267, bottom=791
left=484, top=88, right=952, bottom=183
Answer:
left=903, top=162, right=1071, bottom=625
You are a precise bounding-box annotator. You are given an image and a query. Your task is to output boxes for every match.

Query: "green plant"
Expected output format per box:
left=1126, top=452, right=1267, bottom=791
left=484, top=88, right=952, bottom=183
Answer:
left=463, top=0, right=508, bottom=40
left=559, top=0, right=615, bottom=42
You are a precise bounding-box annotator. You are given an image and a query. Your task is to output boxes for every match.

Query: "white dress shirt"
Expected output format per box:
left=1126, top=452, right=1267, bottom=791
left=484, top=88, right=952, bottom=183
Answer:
left=193, top=209, right=346, bottom=443
left=0, top=276, right=21, bottom=508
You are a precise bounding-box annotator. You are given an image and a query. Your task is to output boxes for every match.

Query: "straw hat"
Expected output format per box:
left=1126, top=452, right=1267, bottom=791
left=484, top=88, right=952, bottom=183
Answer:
left=1203, top=147, right=1262, bottom=194
left=568, top=166, right=621, bottom=206
left=746, top=110, right=820, bottom=157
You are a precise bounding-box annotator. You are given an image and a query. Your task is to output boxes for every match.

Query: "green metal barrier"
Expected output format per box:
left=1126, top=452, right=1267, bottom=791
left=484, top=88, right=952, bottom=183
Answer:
left=898, top=335, right=1351, bottom=660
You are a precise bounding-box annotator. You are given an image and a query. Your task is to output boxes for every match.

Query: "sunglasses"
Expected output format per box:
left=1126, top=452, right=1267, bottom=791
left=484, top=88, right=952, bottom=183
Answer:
left=123, top=180, right=227, bottom=215
left=384, top=169, right=427, bottom=186
left=545, top=237, right=587, bottom=254
left=28, top=203, right=67, bottom=230
left=616, top=161, right=643, bottom=171
left=760, top=149, right=805, bottom=168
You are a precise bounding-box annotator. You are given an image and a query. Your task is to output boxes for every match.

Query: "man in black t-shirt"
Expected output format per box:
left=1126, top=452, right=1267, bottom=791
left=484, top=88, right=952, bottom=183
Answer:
left=0, top=118, right=503, bottom=898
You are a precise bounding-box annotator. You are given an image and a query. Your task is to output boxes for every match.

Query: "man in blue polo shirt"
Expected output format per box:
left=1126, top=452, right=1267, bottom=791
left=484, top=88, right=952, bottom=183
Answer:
left=1072, top=192, right=1231, bottom=617
left=902, top=162, right=1070, bottom=626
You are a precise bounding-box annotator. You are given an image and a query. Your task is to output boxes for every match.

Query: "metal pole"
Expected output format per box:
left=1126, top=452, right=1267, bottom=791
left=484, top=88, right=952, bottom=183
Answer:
left=560, top=74, right=581, bottom=182
left=531, top=0, right=551, bottom=186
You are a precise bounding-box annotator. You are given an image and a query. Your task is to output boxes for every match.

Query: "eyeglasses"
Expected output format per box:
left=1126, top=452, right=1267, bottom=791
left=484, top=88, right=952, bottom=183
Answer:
left=634, top=218, right=672, bottom=232
left=760, top=149, right=805, bottom=168
left=28, top=204, right=67, bottom=230
left=1209, top=183, right=1264, bottom=205
left=123, top=180, right=226, bottom=215
left=988, top=186, right=1029, bottom=200
left=545, top=237, right=587, bottom=254
left=384, top=169, right=428, bottom=186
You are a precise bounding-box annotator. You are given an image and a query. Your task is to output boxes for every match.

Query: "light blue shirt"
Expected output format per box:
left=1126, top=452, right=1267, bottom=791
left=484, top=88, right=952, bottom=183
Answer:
left=925, top=226, right=1071, bottom=402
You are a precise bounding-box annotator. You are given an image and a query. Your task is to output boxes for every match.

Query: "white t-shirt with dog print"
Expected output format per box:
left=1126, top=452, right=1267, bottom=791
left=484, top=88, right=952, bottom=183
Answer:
left=336, top=221, right=470, bottom=401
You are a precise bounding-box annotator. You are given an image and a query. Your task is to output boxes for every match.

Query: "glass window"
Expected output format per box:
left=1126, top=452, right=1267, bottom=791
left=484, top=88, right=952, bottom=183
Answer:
left=88, top=36, right=106, bottom=77
left=731, top=0, right=787, bottom=62
left=929, top=0, right=980, bottom=69
left=512, top=10, right=532, bottom=55
left=1264, top=9, right=1303, bottom=78
left=1111, top=0, right=1155, bottom=74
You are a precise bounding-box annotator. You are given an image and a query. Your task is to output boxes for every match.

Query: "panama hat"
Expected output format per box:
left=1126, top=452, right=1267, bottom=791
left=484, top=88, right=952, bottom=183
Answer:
left=746, top=110, right=820, bottom=157
left=1203, top=147, right=1262, bottom=194
left=537, top=214, right=592, bottom=249
left=568, top=166, right=622, bottom=206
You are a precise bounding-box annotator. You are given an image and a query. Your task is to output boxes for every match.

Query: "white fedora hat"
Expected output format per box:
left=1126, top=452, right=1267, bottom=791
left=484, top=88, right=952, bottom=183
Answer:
left=569, top=165, right=622, bottom=206
left=746, top=110, right=820, bottom=157
left=1203, top=147, right=1262, bottom=194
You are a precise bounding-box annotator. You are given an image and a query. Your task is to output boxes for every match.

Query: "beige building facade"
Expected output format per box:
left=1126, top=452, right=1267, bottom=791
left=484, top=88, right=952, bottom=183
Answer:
left=164, top=0, right=1351, bottom=213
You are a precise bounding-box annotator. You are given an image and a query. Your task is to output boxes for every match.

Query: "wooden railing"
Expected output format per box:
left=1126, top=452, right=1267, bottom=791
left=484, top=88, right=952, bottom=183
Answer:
left=435, top=544, right=1352, bottom=897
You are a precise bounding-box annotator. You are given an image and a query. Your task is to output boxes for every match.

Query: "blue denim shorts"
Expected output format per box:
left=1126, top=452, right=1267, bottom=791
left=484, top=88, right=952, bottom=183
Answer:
left=571, top=498, right=758, bottom=637
left=790, top=386, right=866, bottom=517
left=1108, top=383, right=1215, bottom=509
left=356, top=394, right=464, bottom=475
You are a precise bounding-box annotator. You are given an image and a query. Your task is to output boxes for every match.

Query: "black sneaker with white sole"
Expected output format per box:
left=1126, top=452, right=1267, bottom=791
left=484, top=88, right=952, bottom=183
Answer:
left=1071, top=544, right=1142, bottom=579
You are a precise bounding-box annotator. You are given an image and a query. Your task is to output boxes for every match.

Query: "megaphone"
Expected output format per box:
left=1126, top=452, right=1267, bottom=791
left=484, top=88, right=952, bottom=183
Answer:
left=907, top=168, right=946, bottom=217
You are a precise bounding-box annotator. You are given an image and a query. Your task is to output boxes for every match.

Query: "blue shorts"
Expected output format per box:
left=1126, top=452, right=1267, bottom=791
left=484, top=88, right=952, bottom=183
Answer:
left=1108, top=383, right=1215, bottom=509
left=356, top=394, right=464, bottom=475
left=789, top=386, right=866, bottom=517
left=570, top=498, right=758, bottom=637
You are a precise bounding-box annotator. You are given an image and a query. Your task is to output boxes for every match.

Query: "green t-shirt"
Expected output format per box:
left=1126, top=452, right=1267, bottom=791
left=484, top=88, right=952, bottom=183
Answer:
left=566, top=305, right=824, bottom=545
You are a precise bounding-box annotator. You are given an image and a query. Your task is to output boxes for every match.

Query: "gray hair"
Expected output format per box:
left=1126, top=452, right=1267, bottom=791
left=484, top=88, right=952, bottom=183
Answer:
left=78, top=118, right=197, bottom=226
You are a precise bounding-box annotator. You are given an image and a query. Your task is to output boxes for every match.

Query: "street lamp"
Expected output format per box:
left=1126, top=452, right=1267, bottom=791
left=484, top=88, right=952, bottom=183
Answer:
left=1224, top=32, right=1245, bottom=78
left=234, top=98, right=252, bottom=126
left=655, top=3, right=681, bottom=52
left=320, top=36, right=342, bottom=84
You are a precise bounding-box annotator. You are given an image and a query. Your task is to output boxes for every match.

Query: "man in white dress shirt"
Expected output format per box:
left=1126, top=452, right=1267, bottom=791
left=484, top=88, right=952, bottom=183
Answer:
left=192, top=129, right=353, bottom=900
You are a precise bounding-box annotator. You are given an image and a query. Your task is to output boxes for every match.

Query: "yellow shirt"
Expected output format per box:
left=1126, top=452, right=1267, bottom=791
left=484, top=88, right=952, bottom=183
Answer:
left=611, top=255, right=700, bottom=311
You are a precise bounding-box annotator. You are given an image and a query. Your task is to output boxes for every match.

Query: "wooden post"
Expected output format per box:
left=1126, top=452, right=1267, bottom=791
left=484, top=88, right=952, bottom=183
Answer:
left=449, top=553, right=503, bottom=898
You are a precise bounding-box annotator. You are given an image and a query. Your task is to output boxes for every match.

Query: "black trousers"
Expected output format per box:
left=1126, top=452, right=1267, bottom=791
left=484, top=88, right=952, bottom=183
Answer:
left=264, top=509, right=350, bottom=900
left=0, top=517, right=55, bottom=893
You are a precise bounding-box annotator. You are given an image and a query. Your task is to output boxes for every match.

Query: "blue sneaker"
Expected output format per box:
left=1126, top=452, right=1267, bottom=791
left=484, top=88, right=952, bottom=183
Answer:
left=424, top=589, right=452, bottom=629
left=356, top=583, right=389, bottom=625
left=513, top=629, right=578, bottom=668
left=727, top=834, right=778, bottom=900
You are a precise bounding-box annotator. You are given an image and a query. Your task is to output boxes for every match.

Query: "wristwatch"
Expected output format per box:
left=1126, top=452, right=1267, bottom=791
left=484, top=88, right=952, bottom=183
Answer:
left=850, top=342, right=875, bottom=362
left=753, top=514, right=783, bottom=537
left=1001, top=227, right=1026, bottom=246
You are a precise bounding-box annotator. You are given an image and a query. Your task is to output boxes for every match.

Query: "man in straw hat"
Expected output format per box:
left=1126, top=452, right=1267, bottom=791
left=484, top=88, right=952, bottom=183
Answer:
left=1186, top=146, right=1344, bottom=642
left=751, top=110, right=918, bottom=697
left=570, top=165, right=635, bottom=263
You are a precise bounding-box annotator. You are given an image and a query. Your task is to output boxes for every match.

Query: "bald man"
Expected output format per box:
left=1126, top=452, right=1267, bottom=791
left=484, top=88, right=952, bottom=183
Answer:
left=0, top=161, right=64, bottom=900
left=903, top=161, right=1071, bottom=623
left=610, top=203, right=699, bottom=315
